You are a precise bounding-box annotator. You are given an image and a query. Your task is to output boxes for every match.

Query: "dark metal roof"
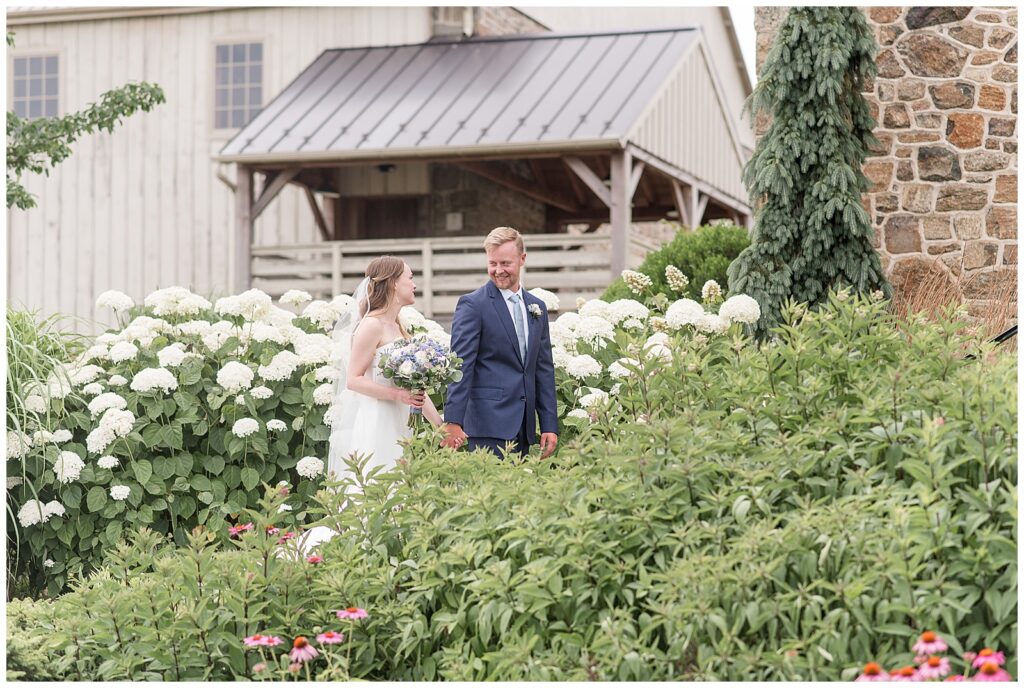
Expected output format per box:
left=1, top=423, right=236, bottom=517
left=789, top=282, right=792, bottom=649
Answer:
left=219, top=28, right=698, bottom=162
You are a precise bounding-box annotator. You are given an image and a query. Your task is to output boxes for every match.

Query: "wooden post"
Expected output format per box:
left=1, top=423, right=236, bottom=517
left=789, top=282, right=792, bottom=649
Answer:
left=331, top=243, right=343, bottom=297
left=609, top=150, right=631, bottom=276
left=234, top=164, right=253, bottom=294
left=421, top=239, right=434, bottom=318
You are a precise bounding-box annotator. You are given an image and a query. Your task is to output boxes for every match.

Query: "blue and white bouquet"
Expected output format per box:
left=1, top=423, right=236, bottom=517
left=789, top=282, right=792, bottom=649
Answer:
left=377, top=336, right=463, bottom=416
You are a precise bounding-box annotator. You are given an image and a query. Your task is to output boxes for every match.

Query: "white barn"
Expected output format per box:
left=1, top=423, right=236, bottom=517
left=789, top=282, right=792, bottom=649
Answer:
left=6, top=6, right=753, bottom=329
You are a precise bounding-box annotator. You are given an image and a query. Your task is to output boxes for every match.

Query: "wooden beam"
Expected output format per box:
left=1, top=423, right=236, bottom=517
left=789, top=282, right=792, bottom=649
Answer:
left=549, top=205, right=676, bottom=224
left=252, top=167, right=301, bottom=219
left=626, top=144, right=751, bottom=215
left=628, top=161, right=645, bottom=199
left=302, top=185, right=332, bottom=242
left=455, top=161, right=580, bottom=213
left=609, top=151, right=631, bottom=276
left=636, top=168, right=656, bottom=207
left=561, top=158, right=590, bottom=205
left=691, top=186, right=709, bottom=228
left=565, top=156, right=612, bottom=207
left=234, top=164, right=253, bottom=293
left=671, top=178, right=689, bottom=227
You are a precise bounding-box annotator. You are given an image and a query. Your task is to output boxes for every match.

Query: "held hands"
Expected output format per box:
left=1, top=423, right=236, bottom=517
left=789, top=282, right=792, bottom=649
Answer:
left=395, top=389, right=426, bottom=408
left=441, top=423, right=468, bottom=450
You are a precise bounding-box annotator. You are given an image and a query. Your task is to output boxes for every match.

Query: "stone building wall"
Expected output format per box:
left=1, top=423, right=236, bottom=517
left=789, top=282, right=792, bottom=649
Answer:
left=754, top=7, right=1017, bottom=316
left=429, top=162, right=547, bottom=237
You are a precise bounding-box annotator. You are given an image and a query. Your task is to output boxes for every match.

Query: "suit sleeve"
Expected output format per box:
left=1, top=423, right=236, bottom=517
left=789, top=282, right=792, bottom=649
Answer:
left=534, top=308, right=559, bottom=435
left=444, top=294, right=480, bottom=427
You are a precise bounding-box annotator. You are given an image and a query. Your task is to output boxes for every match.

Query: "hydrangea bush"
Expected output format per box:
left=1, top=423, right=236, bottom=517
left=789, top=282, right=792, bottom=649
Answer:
left=7, top=286, right=447, bottom=595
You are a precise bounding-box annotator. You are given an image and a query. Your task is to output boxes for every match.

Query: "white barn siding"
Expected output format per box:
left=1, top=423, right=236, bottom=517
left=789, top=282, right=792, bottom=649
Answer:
left=630, top=43, right=748, bottom=204
left=7, top=7, right=431, bottom=329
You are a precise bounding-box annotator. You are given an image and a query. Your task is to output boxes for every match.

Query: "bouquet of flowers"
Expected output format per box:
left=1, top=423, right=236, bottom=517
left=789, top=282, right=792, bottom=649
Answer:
left=377, top=336, right=463, bottom=416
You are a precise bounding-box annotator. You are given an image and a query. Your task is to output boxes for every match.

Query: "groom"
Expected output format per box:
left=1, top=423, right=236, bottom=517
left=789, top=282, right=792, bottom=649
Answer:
left=442, top=227, right=559, bottom=459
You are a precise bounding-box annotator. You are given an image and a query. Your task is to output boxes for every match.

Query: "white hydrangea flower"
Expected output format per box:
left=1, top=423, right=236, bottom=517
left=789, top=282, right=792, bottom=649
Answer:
left=145, top=286, right=212, bottom=318
left=330, top=293, right=355, bottom=314
left=7, top=430, right=31, bottom=459
left=608, top=358, right=639, bottom=379
left=556, top=312, right=581, bottom=330
left=201, top=321, right=242, bottom=354
left=86, top=426, right=116, bottom=454
left=701, top=280, right=723, bottom=303
left=7, top=476, right=24, bottom=488
left=296, top=456, right=325, bottom=479
left=292, top=416, right=304, bottom=431
left=250, top=385, right=273, bottom=400
left=215, top=289, right=272, bottom=321
left=573, top=316, right=615, bottom=349
left=235, top=394, right=246, bottom=406
left=719, top=294, right=761, bottom=324
left=108, top=341, right=140, bottom=363
left=54, top=451, right=85, bottom=484
left=231, top=418, right=259, bottom=438
left=99, top=408, right=135, bottom=437
left=176, top=320, right=213, bottom=337
left=43, top=559, right=55, bottom=568
left=18, top=500, right=47, bottom=527
left=695, top=313, right=730, bottom=335
left=302, top=300, right=340, bottom=331
left=45, top=374, right=73, bottom=400
left=108, top=374, right=128, bottom=387
left=294, top=333, right=334, bottom=366
left=88, top=392, right=127, bottom=418
left=278, top=503, right=293, bottom=513
left=43, top=500, right=66, bottom=520
left=110, top=485, right=131, bottom=501
left=266, top=419, right=287, bottom=432
left=31, top=430, right=54, bottom=446
left=23, top=394, right=47, bottom=413
left=130, top=368, right=178, bottom=394
left=399, top=306, right=427, bottom=332
left=577, top=299, right=611, bottom=320
left=314, top=366, right=339, bottom=382
left=82, top=343, right=110, bottom=362
left=51, top=429, right=73, bottom=444
left=81, top=382, right=104, bottom=396
left=528, top=288, right=560, bottom=312
left=551, top=346, right=573, bottom=370
left=565, top=354, right=602, bottom=380
left=644, top=343, right=673, bottom=363
left=258, top=350, right=301, bottom=382
left=313, top=383, right=335, bottom=405
left=645, top=332, right=670, bottom=349
left=96, top=290, right=135, bottom=312
left=548, top=322, right=572, bottom=349
left=323, top=404, right=344, bottom=428
left=97, top=455, right=120, bottom=469
left=665, top=299, right=705, bottom=330
left=157, top=344, right=188, bottom=368
left=250, top=323, right=289, bottom=345
left=567, top=409, right=590, bottom=420
left=217, top=361, right=255, bottom=393
left=607, top=299, right=649, bottom=330
left=96, top=332, right=119, bottom=345
left=280, top=289, right=312, bottom=307
left=70, top=364, right=106, bottom=386
left=578, top=387, right=609, bottom=410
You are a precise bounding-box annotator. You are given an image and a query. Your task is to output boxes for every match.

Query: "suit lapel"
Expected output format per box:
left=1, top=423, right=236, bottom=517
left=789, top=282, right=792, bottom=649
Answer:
left=487, top=281, right=525, bottom=368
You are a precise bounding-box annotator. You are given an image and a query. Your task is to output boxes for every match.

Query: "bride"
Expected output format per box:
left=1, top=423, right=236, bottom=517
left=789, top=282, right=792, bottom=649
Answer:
left=301, top=256, right=444, bottom=550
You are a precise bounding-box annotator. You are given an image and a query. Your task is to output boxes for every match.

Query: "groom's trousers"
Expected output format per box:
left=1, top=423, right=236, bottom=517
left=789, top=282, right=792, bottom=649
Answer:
left=467, top=409, right=529, bottom=459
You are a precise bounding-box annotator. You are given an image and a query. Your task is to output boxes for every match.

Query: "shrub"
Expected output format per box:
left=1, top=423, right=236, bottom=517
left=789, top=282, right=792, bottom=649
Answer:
left=9, top=294, right=1015, bottom=680
left=601, top=223, right=749, bottom=302
left=5, top=287, right=448, bottom=596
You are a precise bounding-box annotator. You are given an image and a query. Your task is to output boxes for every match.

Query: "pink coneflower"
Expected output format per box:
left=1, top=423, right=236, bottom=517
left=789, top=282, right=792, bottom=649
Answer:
left=243, top=633, right=282, bottom=648
left=972, top=648, right=1006, bottom=669
left=974, top=661, right=1013, bottom=681
left=919, top=656, right=951, bottom=680
left=912, top=631, right=948, bottom=656
left=316, top=631, right=345, bottom=645
left=944, top=676, right=965, bottom=682
left=306, top=555, right=323, bottom=564
left=963, top=652, right=977, bottom=663
left=289, top=636, right=319, bottom=663
left=856, top=662, right=889, bottom=681
left=228, top=522, right=255, bottom=538
left=266, top=526, right=280, bottom=536
left=252, top=662, right=267, bottom=673
left=889, top=665, right=921, bottom=681
left=288, top=662, right=302, bottom=674
left=277, top=531, right=296, bottom=544
left=336, top=606, right=368, bottom=620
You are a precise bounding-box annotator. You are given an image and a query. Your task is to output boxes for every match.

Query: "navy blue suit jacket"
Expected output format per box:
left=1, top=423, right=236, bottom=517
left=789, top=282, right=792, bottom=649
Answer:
left=445, top=281, right=559, bottom=445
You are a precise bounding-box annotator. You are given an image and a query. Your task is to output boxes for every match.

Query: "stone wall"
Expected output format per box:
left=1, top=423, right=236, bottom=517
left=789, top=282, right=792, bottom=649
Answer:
left=754, top=7, right=1017, bottom=316
left=430, top=162, right=547, bottom=237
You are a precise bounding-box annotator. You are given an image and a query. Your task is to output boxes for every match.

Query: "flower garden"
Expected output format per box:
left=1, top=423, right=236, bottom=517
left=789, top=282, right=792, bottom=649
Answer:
left=5, top=248, right=1016, bottom=680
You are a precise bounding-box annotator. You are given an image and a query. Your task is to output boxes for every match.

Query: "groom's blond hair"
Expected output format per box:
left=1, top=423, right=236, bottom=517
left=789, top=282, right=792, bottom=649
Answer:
left=483, top=227, right=525, bottom=255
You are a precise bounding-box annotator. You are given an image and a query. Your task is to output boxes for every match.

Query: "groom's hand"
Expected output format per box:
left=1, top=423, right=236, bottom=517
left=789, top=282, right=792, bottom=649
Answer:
left=441, top=423, right=467, bottom=450
left=539, top=433, right=558, bottom=459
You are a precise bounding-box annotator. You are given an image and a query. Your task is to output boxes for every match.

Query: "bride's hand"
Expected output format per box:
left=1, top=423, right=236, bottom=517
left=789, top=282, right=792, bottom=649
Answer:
left=394, top=389, right=426, bottom=408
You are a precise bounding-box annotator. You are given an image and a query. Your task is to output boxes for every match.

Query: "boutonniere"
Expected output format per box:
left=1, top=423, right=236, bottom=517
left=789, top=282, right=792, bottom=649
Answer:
left=528, top=303, right=542, bottom=320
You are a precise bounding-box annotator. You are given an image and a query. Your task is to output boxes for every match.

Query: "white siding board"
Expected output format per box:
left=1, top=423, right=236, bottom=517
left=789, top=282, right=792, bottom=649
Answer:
left=57, top=22, right=78, bottom=320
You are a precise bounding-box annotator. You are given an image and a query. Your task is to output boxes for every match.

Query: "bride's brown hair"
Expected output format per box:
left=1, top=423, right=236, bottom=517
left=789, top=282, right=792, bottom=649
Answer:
left=361, top=255, right=411, bottom=337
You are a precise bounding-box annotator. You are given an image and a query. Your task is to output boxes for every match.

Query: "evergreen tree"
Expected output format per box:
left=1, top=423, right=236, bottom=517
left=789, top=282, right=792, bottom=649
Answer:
left=727, top=8, right=891, bottom=338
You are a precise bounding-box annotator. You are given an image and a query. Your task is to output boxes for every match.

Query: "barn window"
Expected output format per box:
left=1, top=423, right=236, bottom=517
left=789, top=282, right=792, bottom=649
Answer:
left=214, top=41, right=263, bottom=129
left=12, top=54, right=59, bottom=120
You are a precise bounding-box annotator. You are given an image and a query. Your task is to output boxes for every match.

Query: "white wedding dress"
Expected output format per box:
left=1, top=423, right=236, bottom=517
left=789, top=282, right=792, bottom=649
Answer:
left=299, top=283, right=412, bottom=553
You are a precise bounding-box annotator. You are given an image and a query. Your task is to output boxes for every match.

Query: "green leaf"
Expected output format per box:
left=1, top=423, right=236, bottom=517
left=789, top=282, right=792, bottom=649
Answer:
left=133, top=459, right=153, bottom=486
left=86, top=486, right=108, bottom=512
left=240, top=467, right=260, bottom=491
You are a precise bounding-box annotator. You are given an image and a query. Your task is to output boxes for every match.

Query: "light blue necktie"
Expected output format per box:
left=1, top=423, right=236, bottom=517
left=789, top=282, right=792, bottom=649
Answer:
left=508, top=293, right=527, bottom=362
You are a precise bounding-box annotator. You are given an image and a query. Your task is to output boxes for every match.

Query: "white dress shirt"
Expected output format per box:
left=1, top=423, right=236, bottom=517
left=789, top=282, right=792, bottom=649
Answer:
left=499, top=285, right=529, bottom=356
